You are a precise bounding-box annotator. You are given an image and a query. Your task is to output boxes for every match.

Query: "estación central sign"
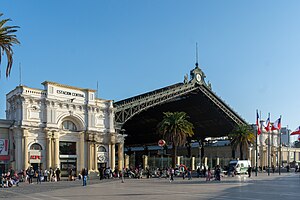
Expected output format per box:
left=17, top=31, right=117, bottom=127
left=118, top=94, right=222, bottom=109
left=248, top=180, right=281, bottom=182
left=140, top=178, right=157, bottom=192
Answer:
left=56, top=89, right=84, bottom=98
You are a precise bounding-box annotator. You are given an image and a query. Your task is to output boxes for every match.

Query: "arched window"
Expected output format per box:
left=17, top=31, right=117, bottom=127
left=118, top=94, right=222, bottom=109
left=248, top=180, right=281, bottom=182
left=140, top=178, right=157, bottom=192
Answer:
left=62, top=120, right=77, bottom=131
left=97, top=146, right=106, bottom=152
left=30, top=143, right=42, bottom=150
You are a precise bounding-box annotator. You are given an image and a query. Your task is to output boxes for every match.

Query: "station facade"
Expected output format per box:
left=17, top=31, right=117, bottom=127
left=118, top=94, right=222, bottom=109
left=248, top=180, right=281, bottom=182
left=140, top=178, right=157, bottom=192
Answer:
left=0, top=75, right=299, bottom=174
left=5, top=81, right=125, bottom=175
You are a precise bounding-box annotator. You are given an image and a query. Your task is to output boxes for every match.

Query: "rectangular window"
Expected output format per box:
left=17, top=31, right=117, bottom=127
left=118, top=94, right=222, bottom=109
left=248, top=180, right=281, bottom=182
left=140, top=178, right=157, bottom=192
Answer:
left=90, top=93, right=94, bottom=100
left=49, top=86, right=54, bottom=94
left=59, top=142, right=76, bottom=155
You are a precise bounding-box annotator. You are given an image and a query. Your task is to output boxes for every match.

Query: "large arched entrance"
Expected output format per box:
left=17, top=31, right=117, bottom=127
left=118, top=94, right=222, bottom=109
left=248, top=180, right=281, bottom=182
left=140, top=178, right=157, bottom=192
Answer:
left=29, top=143, right=43, bottom=171
left=114, top=66, right=248, bottom=169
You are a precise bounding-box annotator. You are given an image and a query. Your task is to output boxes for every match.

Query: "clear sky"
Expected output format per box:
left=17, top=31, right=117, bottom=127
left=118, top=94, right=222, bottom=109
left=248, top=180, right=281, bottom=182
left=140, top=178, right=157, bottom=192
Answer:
left=1, top=0, right=299, bottom=140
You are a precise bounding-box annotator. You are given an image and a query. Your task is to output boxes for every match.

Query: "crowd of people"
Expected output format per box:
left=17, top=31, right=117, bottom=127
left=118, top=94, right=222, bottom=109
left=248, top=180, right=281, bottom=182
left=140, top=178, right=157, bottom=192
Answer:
left=1, top=163, right=299, bottom=188
left=0, top=166, right=63, bottom=188
left=0, top=167, right=19, bottom=188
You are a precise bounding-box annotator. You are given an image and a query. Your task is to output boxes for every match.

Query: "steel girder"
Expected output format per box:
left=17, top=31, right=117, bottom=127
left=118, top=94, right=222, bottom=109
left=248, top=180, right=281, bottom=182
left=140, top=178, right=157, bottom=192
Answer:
left=114, top=82, right=247, bottom=127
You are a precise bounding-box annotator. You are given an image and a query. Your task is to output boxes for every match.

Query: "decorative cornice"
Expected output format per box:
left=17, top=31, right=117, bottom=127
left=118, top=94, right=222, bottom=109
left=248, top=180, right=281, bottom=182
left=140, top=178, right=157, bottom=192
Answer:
left=42, top=81, right=96, bottom=92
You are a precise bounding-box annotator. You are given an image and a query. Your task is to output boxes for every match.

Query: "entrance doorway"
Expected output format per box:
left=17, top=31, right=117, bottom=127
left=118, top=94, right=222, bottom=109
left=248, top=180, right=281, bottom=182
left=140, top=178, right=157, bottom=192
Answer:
left=31, top=163, right=41, bottom=171
left=60, top=159, right=77, bottom=177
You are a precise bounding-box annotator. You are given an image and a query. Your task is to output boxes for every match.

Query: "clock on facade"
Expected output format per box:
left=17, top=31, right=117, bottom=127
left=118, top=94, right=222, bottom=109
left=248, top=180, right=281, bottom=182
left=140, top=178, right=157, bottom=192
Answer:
left=196, top=74, right=201, bottom=82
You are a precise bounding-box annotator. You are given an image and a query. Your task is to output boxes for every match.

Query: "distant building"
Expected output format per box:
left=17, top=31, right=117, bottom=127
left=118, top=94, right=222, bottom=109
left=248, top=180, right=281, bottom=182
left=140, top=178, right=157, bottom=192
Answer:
left=0, top=120, right=13, bottom=173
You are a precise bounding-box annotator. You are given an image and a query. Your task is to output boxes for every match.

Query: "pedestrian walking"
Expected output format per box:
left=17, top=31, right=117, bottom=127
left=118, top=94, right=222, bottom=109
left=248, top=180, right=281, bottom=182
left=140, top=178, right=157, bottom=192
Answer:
left=196, top=167, right=200, bottom=178
left=36, top=167, right=42, bottom=184
left=55, top=168, right=61, bottom=181
left=215, top=165, right=221, bottom=181
left=206, top=167, right=212, bottom=181
left=28, top=166, right=34, bottom=184
left=169, top=168, right=174, bottom=182
left=187, top=168, right=192, bottom=180
left=203, top=166, right=207, bottom=178
left=82, top=168, right=88, bottom=186
left=44, top=168, right=48, bottom=182
left=247, top=165, right=252, bottom=178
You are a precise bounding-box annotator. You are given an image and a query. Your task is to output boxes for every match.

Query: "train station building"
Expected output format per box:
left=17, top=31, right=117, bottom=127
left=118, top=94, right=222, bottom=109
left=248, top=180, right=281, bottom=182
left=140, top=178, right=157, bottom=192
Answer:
left=0, top=65, right=299, bottom=174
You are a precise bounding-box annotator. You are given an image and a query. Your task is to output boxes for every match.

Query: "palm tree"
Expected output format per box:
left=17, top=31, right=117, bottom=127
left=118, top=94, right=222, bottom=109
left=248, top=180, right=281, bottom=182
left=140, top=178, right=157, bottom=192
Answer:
left=0, top=13, right=20, bottom=78
left=229, top=124, right=255, bottom=160
left=157, top=112, right=194, bottom=168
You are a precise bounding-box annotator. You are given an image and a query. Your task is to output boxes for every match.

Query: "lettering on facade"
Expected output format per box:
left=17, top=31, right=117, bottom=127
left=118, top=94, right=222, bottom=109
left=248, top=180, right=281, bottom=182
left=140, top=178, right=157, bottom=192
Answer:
left=30, top=155, right=41, bottom=160
left=57, top=90, right=84, bottom=98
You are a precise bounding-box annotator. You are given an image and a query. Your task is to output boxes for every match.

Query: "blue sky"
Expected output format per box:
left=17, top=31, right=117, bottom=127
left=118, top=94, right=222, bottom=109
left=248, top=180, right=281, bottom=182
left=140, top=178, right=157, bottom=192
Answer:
left=1, top=0, right=299, bottom=140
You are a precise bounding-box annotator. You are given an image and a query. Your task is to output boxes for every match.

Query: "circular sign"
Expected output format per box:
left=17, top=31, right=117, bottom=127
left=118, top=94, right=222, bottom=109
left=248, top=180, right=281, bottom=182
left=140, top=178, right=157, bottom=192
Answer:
left=158, top=139, right=166, bottom=147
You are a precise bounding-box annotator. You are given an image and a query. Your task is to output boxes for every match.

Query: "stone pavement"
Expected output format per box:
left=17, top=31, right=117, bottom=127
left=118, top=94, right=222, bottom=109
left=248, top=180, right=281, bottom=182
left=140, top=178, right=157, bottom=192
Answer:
left=1, top=173, right=299, bottom=200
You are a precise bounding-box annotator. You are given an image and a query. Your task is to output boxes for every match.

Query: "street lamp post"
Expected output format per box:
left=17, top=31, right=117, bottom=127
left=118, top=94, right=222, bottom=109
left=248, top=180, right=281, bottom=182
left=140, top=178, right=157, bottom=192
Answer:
left=158, top=140, right=166, bottom=170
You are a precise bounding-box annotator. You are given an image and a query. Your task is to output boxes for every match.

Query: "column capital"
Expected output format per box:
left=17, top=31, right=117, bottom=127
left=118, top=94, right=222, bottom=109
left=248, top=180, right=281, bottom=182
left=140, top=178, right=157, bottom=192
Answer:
left=45, top=129, right=59, bottom=138
left=116, top=134, right=126, bottom=144
left=110, top=133, right=116, bottom=144
left=22, top=129, right=30, bottom=137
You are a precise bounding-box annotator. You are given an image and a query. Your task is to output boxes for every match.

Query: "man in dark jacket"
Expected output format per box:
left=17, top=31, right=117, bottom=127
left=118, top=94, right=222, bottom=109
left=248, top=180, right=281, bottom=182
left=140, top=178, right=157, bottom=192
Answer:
left=247, top=165, right=252, bottom=177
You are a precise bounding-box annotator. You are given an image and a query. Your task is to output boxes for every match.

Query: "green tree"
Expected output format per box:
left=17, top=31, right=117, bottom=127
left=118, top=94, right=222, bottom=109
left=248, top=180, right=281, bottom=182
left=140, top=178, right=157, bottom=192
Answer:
left=229, top=124, right=255, bottom=160
left=157, top=112, right=194, bottom=168
left=0, top=13, right=20, bottom=78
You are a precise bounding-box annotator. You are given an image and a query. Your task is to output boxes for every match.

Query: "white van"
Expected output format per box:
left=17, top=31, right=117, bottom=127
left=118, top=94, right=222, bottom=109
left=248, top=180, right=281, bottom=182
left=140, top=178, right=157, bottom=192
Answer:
left=229, top=160, right=251, bottom=174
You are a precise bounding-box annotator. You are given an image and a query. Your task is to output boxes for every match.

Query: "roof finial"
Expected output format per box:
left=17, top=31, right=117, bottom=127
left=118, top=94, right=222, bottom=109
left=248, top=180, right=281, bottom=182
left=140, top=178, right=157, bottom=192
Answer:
left=195, top=42, right=199, bottom=67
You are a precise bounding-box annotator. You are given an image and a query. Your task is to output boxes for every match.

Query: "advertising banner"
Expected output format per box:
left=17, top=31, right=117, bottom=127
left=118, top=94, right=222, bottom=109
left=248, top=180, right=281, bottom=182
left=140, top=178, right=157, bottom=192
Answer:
left=0, top=139, right=9, bottom=156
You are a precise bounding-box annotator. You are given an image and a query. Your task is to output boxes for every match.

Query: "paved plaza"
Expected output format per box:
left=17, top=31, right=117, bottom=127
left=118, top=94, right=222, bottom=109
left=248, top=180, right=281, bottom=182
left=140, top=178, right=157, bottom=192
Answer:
left=1, top=173, right=299, bottom=200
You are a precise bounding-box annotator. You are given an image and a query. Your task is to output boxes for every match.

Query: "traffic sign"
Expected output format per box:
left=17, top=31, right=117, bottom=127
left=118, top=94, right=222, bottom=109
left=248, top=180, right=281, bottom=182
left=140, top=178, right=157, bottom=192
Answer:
left=158, top=139, right=166, bottom=147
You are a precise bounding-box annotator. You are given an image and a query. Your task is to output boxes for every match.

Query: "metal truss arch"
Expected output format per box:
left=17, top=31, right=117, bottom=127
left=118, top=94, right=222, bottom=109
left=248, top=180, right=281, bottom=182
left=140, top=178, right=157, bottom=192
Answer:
left=114, top=81, right=247, bottom=127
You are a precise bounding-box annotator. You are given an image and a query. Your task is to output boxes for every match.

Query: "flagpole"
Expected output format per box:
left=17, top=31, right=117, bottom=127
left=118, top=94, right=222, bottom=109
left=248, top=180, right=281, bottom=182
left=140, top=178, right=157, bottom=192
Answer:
left=267, top=113, right=270, bottom=176
left=287, top=125, right=290, bottom=168
left=255, top=109, right=258, bottom=177
left=278, top=115, right=282, bottom=175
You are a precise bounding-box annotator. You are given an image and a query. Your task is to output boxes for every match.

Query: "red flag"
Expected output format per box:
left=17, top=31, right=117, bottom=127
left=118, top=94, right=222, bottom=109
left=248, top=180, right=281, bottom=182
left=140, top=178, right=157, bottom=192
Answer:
left=256, top=111, right=261, bottom=135
left=264, top=115, right=270, bottom=132
left=291, top=126, right=300, bottom=135
left=271, top=117, right=281, bottom=131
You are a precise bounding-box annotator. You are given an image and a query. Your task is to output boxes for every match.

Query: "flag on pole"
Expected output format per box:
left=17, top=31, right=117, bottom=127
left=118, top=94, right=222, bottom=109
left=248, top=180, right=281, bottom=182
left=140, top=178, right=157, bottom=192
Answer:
left=291, top=126, right=300, bottom=135
left=271, top=117, right=281, bottom=131
left=264, top=115, right=270, bottom=132
left=256, top=111, right=261, bottom=135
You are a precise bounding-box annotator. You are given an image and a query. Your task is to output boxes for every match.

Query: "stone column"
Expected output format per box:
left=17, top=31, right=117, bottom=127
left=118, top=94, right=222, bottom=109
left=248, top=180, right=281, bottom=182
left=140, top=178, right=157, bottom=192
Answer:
left=264, top=149, right=268, bottom=167
left=176, top=156, right=181, bottom=166
left=252, top=149, right=256, bottom=168
left=14, top=131, right=23, bottom=171
left=260, top=146, right=264, bottom=169
left=125, top=154, right=130, bottom=169
left=23, top=129, right=29, bottom=170
left=248, top=147, right=252, bottom=161
left=216, top=157, right=220, bottom=166
left=88, top=142, right=92, bottom=171
left=191, top=157, right=195, bottom=170
left=54, top=135, right=60, bottom=169
left=108, top=144, right=112, bottom=168
left=272, top=146, right=276, bottom=167
left=118, top=142, right=124, bottom=171
left=46, top=133, right=52, bottom=169
left=204, top=157, right=208, bottom=168
left=111, top=144, right=115, bottom=170
left=79, top=132, right=85, bottom=171
left=142, top=155, right=148, bottom=170
left=94, top=143, right=98, bottom=171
